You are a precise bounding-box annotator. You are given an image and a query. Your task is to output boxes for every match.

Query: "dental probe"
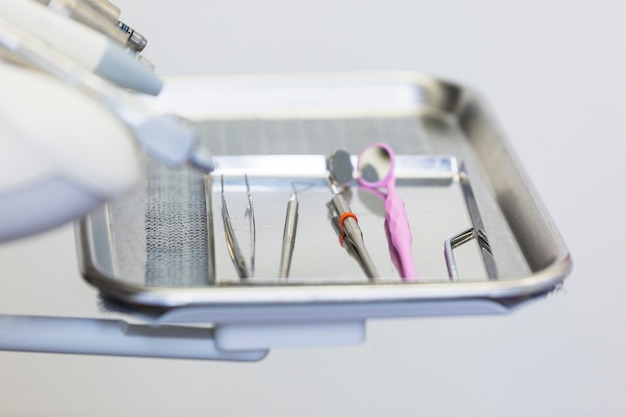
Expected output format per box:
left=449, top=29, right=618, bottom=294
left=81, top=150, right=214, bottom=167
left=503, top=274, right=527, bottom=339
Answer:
left=279, top=184, right=299, bottom=278
left=244, top=174, right=256, bottom=277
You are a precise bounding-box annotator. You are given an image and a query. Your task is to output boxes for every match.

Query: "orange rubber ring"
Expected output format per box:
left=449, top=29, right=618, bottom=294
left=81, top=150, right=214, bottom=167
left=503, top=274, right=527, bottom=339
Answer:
left=339, top=212, right=358, bottom=233
left=338, top=233, right=346, bottom=247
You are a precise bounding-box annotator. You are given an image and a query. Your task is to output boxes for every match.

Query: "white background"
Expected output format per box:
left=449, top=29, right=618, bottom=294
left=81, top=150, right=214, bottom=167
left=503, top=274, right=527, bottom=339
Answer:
left=1, top=0, right=624, bottom=415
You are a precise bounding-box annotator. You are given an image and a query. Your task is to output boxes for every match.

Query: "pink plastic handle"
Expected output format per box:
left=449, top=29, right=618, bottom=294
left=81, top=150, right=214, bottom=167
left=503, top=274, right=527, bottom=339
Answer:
left=385, top=183, right=417, bottom=280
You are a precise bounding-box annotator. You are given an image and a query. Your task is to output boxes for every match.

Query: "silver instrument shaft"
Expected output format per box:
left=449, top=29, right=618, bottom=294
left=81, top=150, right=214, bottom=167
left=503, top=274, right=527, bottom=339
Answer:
left=221, top=175, right=249, bottom=279
left=244, top=174, right=256, bottom=277
left=279, top=190, right=299, bottom=278
left=329, top=193, right=379, bottom=280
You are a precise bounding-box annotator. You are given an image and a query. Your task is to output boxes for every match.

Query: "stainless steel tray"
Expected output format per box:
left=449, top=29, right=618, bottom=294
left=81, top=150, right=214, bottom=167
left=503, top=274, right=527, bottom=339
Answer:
left=77, top=71, right=572, bottom=324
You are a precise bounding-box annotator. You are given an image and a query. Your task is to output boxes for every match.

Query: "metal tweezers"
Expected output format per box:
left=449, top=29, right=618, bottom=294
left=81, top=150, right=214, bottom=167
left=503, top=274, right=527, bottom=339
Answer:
left=444, top=163, right=497, bottom=281
left=221, top=174, right=255, bottom=278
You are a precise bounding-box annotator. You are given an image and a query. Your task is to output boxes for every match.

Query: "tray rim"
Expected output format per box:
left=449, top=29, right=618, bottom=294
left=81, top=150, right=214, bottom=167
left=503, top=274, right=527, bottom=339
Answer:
left=79, top=218, right=571, bottom=308
left=140, top=70, right=470, bottom=122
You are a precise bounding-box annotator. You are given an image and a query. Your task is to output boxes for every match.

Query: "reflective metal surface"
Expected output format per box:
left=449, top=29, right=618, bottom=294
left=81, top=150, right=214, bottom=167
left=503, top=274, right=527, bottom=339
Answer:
left=77, top=72, right=572, bottom=315
left=444, top=162, right=497, bottom=281
left=278, top=186, right=298, bottom=278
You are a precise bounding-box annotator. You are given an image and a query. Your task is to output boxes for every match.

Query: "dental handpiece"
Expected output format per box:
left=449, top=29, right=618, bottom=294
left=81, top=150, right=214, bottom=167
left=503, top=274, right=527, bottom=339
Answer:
left=279, top=188, right=299, bottom=278
left=0, top=17, right=214, bottom=173
left=34, top=0, right=147, bottom=52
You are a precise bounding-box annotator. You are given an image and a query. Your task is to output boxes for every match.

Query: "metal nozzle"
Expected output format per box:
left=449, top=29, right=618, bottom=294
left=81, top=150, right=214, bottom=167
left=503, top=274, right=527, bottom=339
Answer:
left=34, top=0, right=148, bottom=53
left=117, top=21, right=147, bottom=53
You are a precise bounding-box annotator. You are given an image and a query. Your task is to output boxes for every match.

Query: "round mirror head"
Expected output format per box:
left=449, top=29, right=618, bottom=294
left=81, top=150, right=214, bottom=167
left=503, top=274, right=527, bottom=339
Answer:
left=357, top=143, right=394, bottom=187
left=327, top=149, right=354, bottom=187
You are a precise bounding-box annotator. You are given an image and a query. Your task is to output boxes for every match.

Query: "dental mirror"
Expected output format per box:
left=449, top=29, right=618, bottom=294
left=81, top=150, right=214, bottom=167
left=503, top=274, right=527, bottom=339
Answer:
left=325, top=148, right=379, bottom=280
left=357, top=143, right=394, bottom=188
left=356, top=143, right=417, bottom=280
left=327, top=149, right=354, bottom=189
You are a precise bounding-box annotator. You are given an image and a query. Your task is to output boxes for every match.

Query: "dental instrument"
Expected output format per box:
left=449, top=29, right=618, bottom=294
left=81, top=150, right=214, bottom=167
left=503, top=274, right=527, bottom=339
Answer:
left=220, top=175, right=256, bottom=279
left=0, top=17, right=214, bottom=173
left=34, top=0, right=148, bottom=53
left=0, top=0, right=161, bottom=94
left=278, top=184, right=299, bottom=278
left=326, top=149, right=379, bottom=280
left=221, top=175, right=250, bottom=279
left=444, top=162, right=497, bottom=280
left=357, top=143, right=417, bottom=280
left=245, top=174, right=256, bottom=277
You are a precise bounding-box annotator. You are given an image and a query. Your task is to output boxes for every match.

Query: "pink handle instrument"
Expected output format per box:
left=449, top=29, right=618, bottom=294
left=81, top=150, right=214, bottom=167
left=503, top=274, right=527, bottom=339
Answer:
left=357, top=143, right=416, bottom=280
